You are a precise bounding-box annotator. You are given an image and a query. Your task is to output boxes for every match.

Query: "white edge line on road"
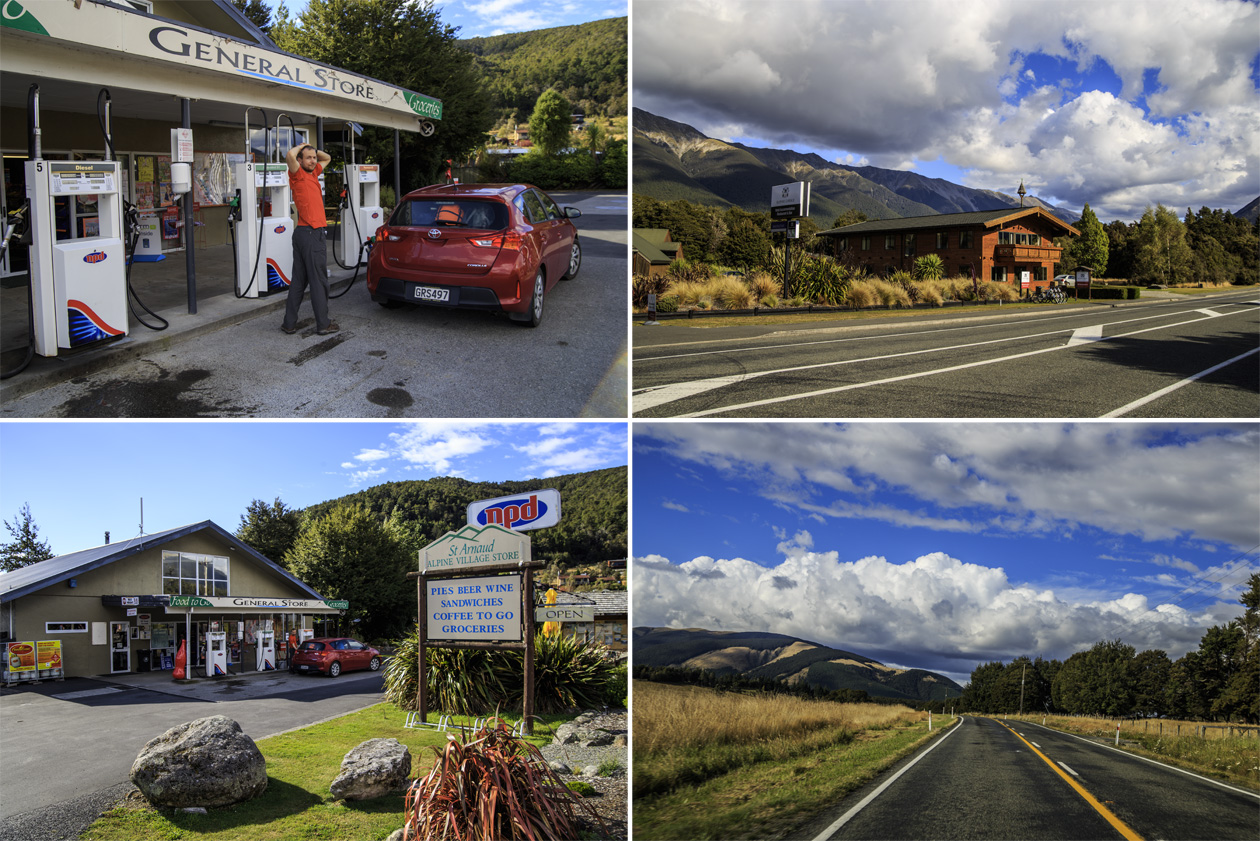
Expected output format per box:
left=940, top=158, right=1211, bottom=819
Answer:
left=1026, top=721, right=1260, bottom=800
left=1058, top=761, right=1080, bottom=777
left=1101, top=346, right=1260, bottom=418
left=810, top=716, right=964, bottom=841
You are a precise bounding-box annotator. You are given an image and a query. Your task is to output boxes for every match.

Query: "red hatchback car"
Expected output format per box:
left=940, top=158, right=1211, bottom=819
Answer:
left=289, top=637, right=381, bottom=677
left=366, top=183, right=582, bottom=328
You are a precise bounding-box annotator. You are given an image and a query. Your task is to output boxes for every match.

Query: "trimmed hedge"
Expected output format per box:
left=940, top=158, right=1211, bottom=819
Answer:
left=1085, top=285, right=1141, bottom=300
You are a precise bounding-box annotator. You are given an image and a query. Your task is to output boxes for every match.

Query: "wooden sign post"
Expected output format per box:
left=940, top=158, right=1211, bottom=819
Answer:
left=408, top=524, right=542, bottom=735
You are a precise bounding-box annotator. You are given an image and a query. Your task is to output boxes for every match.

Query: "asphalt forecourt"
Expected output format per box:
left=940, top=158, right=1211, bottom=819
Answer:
left=631, top=289, right=1259, bottom=418
left=0, top=192, right=628, bottom=419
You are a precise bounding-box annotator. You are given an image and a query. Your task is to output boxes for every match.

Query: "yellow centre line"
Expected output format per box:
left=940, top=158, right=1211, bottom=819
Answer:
left=993, top=719, right=1143, bottom=841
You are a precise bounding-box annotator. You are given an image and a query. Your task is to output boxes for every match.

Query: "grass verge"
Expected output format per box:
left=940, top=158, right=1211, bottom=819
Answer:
left=633, top=300, right=1078, bottom=329
left=632, top=682, right=952, bottom=840
left=80, top=704, right=565, bottom=841
left=1009, top=714, right=1260, bottom=789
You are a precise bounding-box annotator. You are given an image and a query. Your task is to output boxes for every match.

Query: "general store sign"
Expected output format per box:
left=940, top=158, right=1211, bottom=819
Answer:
left=427, top=574, right=522, bottom=641
left=466, top=490, right=561, bottom=532
left=167, top=596, right=349, bottom=611
left=420, top=523, right=531, bottom=573
left=0, top=0, right=442, bottom=121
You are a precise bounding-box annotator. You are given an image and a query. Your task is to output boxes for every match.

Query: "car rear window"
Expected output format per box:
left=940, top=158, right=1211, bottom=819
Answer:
left=391, top=199, right=508, bottom=230
left=299, top=641, right=325, bottom=651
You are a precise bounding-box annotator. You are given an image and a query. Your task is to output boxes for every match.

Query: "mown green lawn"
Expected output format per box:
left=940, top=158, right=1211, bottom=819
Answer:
left=82, top=705, right=565, bottom=841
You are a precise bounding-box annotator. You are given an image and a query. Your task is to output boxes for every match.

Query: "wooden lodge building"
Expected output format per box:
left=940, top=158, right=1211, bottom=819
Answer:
left=818, top=207, right=1080, bottom=291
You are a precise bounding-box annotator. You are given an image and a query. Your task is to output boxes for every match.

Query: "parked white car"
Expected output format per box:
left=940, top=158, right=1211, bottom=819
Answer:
left=1054, top=274, right=1075, bottom=287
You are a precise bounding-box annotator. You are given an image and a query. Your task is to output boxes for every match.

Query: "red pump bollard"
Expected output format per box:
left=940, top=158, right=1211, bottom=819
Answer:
left=173, top=639, right=186, bottom=680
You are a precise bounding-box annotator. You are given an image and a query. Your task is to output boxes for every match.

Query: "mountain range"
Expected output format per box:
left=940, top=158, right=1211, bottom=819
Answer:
left=633, top=108, right=1079, bottom=227
left=634, top=627, right=963, bottom=702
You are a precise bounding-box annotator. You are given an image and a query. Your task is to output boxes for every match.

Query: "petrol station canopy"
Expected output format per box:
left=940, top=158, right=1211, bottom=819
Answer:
left=0, top=0, right=442, bottom=133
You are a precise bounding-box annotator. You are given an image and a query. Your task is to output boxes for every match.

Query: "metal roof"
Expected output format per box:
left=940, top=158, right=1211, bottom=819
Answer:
left=0, top=520, right=321, bottom=603
left=818, top=207, right=1079, bottom=237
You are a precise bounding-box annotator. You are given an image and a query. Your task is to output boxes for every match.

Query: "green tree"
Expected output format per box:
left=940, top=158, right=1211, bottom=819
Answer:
left=1129, top=649, right=1172, bottom=717
left=1074, top=203, right=1109, bottom=274
left=1, top=503, right=54, bottom=572
left=272, top=0, right=493, bottom=189
left=528, top=88, right=574, bottom=157
left=235, top=497, right=302, bottom=568
left=830, top=208, right=868, bottom=230
left=285, top=504, right=413, bottom=640
left=230, top=0, right=272, bottom=33
left=1133, top=204, right=1194, bottom=284
left=1217, top=574, right=1260, bottom=722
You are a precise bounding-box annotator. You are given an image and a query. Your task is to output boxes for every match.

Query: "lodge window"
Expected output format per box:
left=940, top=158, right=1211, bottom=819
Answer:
left=959, top=231, right=973, bottom=248
left=1034, top=266, right=1047, bottom=281
left=903, top=233, right=916, bottom=258
left=861, top=236, right=871, bottom=251
left=162, top=551, right=230, bottom=597
left=885, top=235, right=896, bottom=250
left=837, top=237, right=849, bottom=251
left=936, top=232, right=948, bottom=249
left=991, top=266, right=1008, bottom=282
left=997, top=232, right=1042, bottom=246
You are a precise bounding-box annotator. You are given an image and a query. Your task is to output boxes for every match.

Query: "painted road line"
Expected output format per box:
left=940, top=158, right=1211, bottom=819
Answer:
left=1058, top=761, right=1080, bottom=777
left=1067, top=324, right=1104, bottom=346
left=673, top=309, right=1251, bottom=418
left=1025, top=721, right=1260, bottom=800
left=994, top=720, right=1142, bottom=841
left=1032, top=741, right=1042, bottom=748
left=634, top=374, right=748, bottom=412
left=810, top=716, right=963, bottom=841
left=1101, top=347, right=1260, bottom=418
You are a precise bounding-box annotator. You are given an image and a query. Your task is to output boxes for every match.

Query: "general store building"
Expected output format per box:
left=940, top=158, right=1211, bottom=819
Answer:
left=818, top=207, right=1079, bottom=291
left=0, top=520, right=347, bottom=681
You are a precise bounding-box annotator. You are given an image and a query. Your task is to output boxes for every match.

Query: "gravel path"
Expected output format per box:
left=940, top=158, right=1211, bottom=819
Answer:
left=538, top=710, right=628, bottom=841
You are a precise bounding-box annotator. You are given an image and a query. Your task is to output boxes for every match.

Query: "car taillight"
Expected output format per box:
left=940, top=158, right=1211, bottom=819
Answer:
left=469, top=231, right=522, bottom=251
left=381, top=228, right=402, bottom=243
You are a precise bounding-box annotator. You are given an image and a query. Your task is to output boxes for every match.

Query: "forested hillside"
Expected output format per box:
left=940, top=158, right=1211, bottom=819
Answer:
left=300, top=466, right=627, bottom=568
left=457, top=17, right=627, bottom=120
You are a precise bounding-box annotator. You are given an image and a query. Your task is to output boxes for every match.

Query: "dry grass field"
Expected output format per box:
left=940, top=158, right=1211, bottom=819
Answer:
left=633, top=682, right=946, bottom=840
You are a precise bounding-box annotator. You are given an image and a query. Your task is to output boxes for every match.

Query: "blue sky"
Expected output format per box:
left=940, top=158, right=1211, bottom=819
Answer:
left=632, top=422, right=1259, bottom=684
left=264, top=0, right=626, bottom=37
left=0, top=421, right=626, bottom=557
left=633, top=0, right=1260, bottom=222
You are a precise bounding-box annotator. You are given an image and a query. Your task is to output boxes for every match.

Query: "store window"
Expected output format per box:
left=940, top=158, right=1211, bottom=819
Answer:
left=45, top=622, right=89, bottom=633
left=161, top=551, right=229, bottom=596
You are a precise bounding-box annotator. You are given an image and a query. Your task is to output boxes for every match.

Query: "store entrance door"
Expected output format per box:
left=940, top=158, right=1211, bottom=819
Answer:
left=109, top=622, right=130, bottom=673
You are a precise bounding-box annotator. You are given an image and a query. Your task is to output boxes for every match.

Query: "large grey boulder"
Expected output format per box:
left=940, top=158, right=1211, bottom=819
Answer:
left=130, top=715, right=267, bottom=808
left=330, top=738, right=412, bottom=801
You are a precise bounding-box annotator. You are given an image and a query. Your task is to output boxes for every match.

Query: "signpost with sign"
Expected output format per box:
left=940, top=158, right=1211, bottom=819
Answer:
left=410, top=522, right=543, bottom=734
left=771, top=181, right=810, bottom=297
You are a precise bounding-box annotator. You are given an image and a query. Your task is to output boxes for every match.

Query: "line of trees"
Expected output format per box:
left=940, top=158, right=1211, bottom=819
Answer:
left=962, top=574, right=1260, bottom=722
left=633, top=664, right=878, bottom=705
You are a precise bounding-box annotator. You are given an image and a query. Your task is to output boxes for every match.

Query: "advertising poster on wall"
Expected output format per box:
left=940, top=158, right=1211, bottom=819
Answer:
left=6, top=641, right=37, bottom=675
left=36, top=640, right=62, bottom=673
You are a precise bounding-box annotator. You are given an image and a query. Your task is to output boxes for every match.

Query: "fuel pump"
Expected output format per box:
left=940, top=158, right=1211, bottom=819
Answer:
left=337, top=127, right=384, bottom=268
left=256, top=630, right=276, bottom=671
left=205, top=630, right=228, bottom=677
left=24, top=93, right=129, bottom=356
left=231, top=109, right=293, bottom=298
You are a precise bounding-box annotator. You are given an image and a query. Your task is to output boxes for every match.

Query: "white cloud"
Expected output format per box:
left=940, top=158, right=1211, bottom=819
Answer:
left=633, top=544, right=1230, bottom=673
left=663, top=500, right=690, bottom=513
left=390, top=423, right=499, bottom=473
left=637, top=423, right=1260, bottom=551
left=354, top=448, right=390, bottom=462
left=633, top=0, right=1260, bottom=219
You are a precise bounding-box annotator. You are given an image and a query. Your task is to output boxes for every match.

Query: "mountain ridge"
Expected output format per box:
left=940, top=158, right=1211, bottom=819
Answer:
left=634, top=626, right=963, bottom=702
left=633, top=108, right=1076, bottom=226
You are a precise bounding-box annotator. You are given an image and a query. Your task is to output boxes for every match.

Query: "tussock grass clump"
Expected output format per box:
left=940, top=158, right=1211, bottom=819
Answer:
left=747, top=271, right=781, bottom=300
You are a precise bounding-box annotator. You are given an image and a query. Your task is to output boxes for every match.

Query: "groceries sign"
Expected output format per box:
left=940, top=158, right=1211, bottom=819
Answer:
left=466, top=489, right=561, bottom=532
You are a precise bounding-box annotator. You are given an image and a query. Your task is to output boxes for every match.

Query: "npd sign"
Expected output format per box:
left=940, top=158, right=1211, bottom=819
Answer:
left=467, top=489, right=560, bottom=532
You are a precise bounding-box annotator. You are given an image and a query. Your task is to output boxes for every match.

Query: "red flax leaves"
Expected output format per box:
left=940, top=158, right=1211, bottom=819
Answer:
left=403, top=718, right=607, bottom=841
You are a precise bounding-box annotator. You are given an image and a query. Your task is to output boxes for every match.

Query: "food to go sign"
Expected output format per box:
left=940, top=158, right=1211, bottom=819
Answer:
left=427, top=574, right=522, bottom=641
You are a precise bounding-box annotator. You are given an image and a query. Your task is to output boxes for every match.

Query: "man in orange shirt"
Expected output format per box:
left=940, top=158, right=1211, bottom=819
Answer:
left=282, top=143, right=337, bottom=335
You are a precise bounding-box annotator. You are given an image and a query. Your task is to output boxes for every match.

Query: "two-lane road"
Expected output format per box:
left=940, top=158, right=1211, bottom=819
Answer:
left=633, top=292, right=1260, bottom=417
left=799, top=717, right=1259, bottom=841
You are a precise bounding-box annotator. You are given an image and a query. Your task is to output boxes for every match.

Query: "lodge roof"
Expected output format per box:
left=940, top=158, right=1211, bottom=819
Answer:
left=632, top=229, right=683, bottom=265
left=819, top=207, right=1079, bottom=237
left=0, top=520, right=321, bottom=603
